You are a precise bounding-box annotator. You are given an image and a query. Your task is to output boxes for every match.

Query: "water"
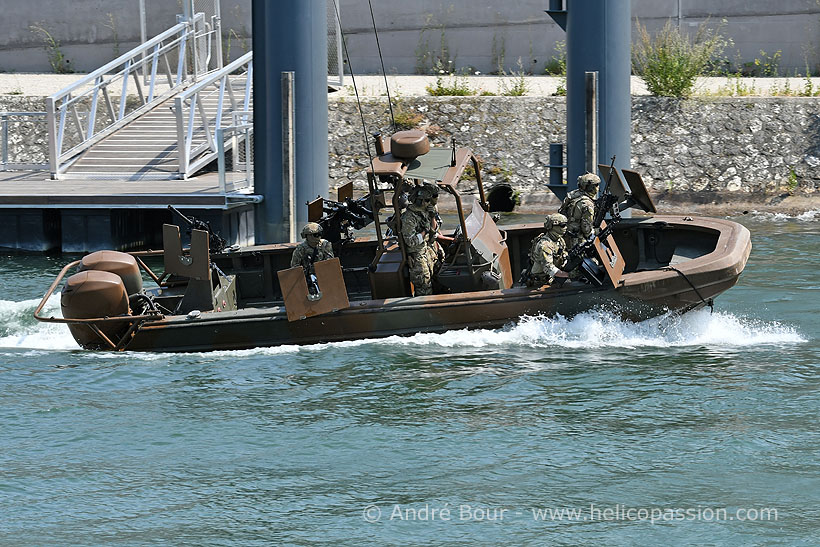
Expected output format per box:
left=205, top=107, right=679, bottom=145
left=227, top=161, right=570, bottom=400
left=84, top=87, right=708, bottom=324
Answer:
left=1, top=213, right=818, bottom=545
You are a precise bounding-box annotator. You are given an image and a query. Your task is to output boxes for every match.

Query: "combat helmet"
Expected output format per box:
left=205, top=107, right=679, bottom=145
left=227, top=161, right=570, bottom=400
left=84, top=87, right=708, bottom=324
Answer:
left=544, top=213, right=568, bottom=236
left=301, top=222, right=323, bottom=238
left=411, top=186, right=435, bottom=206
left=577, top=173, right=600, bottom=195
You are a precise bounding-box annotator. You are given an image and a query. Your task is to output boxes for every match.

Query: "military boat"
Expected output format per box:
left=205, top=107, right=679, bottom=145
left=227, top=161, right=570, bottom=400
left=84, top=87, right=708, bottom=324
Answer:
left=35, top=132, right=751, bottom=352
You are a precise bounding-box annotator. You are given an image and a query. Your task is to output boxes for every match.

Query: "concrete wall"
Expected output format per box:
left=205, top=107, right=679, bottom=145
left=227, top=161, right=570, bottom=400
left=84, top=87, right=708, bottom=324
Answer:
left=1, top=1, right=818, bottom=75
left=0, top=0, right=249, bottom=73
left=326, top=95, right=819, bottom=203
left=3, top=94, right=818, bottom=212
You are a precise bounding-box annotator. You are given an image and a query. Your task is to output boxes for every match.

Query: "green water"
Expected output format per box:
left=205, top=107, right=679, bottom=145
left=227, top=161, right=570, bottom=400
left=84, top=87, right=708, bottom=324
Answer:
left=1, top=212, right=818, bottom=545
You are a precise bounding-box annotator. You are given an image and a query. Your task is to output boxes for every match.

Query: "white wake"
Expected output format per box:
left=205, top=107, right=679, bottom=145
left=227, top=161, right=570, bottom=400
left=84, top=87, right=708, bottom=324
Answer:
left=0, top=296, right=80, bottom=351
left=0, top=300, right=804, bottom=356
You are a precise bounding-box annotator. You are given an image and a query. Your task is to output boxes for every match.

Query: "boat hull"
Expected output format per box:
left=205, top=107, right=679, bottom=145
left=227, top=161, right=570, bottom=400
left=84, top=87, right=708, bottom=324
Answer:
left=122, top=215, right=750, bottom=352
left=125, top=285, right=647, bottom=352
left=34, top=214, right=750, bottom=352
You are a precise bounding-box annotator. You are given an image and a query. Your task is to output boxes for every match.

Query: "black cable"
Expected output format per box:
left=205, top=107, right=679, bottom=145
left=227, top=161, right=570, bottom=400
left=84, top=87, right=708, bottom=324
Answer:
left=331, top=0, right=374, bottom=171
left=663, top=266, right=714, bottom=313
left=367, top=0, right=395, bottom=130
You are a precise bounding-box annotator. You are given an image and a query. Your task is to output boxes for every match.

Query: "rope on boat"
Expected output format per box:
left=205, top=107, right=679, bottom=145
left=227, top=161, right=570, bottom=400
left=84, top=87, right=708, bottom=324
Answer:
left=662, top=266, right=714, bottom=314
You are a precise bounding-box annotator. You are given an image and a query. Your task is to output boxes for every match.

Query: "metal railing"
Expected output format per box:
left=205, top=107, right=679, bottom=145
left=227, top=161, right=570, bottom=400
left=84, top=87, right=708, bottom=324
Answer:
left=216, top=111, right=254, bottom=192
left=1, top=112, right=49, bottom=171
left=175, top=51, right=253, bottom=179
left=45, top=12, right=212, bottom=178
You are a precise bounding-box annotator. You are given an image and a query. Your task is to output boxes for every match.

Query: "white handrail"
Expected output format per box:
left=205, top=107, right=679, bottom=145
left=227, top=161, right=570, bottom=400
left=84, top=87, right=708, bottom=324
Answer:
left=216, top=123, right=253, bottom=193
left=1, top=112, right=48, bottom=171
left=175, top=51, right=253, bottom=178
left=45, top=13, right=212, bottom=178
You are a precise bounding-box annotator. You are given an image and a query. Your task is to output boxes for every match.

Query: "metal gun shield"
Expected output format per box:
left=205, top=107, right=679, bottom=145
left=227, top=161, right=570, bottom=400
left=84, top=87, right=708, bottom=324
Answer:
left=593, top=220, right=625, bottom=287
left=278, top=258, right=350, bottom=322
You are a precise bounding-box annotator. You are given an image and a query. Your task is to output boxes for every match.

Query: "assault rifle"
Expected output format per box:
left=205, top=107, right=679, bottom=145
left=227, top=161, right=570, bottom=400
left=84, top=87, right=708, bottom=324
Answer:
left=301, top=247, right=323, bottom=301
left=168, top=205, right=228, bottom=254
left=563, top=155, right=622, bottom=277
left=316, top=194, right=374, bottom=244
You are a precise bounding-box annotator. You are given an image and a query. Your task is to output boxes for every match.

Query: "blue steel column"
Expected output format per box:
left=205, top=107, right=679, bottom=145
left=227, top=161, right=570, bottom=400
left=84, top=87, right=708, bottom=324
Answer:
left=252, top=0, right=329, bottom=244
left=549, top=0, right=631, bottom=189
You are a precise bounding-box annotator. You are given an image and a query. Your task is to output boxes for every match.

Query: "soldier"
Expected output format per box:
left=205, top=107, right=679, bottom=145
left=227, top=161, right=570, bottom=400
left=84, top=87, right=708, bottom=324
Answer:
left=291, top=222, right=334, bottom=274
left=421, top=182, right=446, bottom=270
left=559, top=172, right=600, bottom=250
left=525, top=213, right=569, bottom=287
left=400, top=186, right=438, bottom=296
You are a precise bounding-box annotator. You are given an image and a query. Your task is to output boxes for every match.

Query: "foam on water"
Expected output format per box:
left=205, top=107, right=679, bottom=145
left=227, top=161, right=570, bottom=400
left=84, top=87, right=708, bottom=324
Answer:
left=748, top=209, right=819, bottom=222
left=0, top=296, right=80, bottom=351
left=169, top=308, right=806, bottom=359
left=796, top=209, right=820, bottom=221
left=0, top=298, right=805, bottom=357
left=373, top=308, right=806, bottom=350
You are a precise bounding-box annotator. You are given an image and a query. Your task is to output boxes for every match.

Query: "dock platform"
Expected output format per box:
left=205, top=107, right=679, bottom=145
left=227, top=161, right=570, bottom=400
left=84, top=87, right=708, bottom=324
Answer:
left=0, top=171, right=258, bottom=252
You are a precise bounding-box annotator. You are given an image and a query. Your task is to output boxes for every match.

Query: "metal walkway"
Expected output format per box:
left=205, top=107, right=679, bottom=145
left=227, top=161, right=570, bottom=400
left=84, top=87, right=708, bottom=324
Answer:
left=46, top=12, right=253, bottom=182
left=64, top=74, right=251, bottom=180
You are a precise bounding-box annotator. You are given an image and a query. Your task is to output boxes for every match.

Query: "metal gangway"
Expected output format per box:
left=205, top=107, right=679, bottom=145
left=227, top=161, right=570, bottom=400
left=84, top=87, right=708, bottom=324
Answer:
left=40, top=0, right=345, bottom=186
left=45, top=10, right=252, bottom=183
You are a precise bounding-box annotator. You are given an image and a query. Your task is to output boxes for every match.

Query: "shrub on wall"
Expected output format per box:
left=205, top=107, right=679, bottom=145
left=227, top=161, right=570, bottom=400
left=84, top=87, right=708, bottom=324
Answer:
left=632, top=18, right=728, bottom=98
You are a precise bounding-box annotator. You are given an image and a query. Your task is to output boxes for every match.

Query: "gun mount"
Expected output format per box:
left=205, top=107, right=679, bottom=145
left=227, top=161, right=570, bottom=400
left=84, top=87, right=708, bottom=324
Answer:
left=168, top=205, right=228, bottom=254
left=307, top=193, right=374, bottom=246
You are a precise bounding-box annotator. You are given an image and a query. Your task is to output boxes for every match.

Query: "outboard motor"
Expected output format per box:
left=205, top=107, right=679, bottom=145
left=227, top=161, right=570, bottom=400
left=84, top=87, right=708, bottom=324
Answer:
left=78, top=250, right=143, bottom=295
left=61, top=251, right=141, bottom=349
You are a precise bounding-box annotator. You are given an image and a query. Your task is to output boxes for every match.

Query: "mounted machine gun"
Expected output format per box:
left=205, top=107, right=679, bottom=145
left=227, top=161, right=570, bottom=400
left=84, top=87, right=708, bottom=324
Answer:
left=168, top=205, right=228, bottom=254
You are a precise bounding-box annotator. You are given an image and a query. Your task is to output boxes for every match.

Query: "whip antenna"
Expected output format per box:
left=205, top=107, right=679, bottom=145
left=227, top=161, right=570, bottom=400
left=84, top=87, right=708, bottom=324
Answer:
left=331, top=0, right=374, bottom=170
left=367, top=0, right=396, bottom=130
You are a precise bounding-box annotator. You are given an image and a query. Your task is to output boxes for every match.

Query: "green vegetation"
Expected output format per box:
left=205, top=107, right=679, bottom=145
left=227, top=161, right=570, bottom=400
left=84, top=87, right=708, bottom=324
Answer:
left=103, top=13, right=120, bottom=59
left=786, top=167, right=799, bottom=194
left=486, top=164, right=513, bottom=182
left=223, top=5, right=249, bottom=64
left=632, top=18, right=728, bottom=98
left=705, top=75, right=758, bottom=97
left=498, top=58, right=530, bottom=96
left=392, top=107, right=424, bottom=130
left=415, top=10, right=455, bottom=74
left=491, top=34, right=506, bottom=75
left=545, top=40, right=567, bottom=96
left=544, top=40, right=566, bottom=76
left=426, top=62, right=476, bottom=96
left=750, top=49, right=782, bottom=77
left=29, top=23, right=72, bottom=74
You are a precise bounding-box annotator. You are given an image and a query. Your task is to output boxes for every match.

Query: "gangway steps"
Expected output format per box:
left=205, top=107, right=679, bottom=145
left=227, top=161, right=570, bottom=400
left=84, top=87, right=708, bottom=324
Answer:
left=63, top=76, right=252, bottom=180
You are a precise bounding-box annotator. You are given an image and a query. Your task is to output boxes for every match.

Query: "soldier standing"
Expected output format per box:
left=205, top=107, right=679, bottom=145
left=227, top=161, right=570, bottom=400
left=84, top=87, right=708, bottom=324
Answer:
left=423, top=182, right=445, bottom=271
left=560, top=173, right=600, bottom=250
left=291, top=222, right=334, bottom=273
left=525, top=213, right=569, bottom=287
left=400, top=186, right=438, bottom=296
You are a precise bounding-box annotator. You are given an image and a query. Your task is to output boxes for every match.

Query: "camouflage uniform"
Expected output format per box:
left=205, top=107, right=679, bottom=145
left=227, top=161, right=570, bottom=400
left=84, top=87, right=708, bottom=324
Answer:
left=560, top=188, right=596, bottom=250
left=527, top=234, right=568, bottom=287
left=526, top=213, right=569, bottom=287
left=401, top=203, right=437, bottom=296
left=291, top=224, right=334, bottom=274
left=426, top=187, right=444, bottom=273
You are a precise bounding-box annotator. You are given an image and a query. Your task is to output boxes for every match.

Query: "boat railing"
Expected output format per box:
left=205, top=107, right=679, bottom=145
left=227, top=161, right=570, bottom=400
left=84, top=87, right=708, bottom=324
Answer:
left=1, top=112, right=49, bottom=171
left=33, top=259, right=166, bottom=351
left=45, top=12, right=213, bottom=178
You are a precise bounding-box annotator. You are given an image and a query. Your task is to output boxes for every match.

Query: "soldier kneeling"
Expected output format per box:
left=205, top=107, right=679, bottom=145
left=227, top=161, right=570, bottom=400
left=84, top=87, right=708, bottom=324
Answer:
left=524, top=213, right=570, bottom=287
